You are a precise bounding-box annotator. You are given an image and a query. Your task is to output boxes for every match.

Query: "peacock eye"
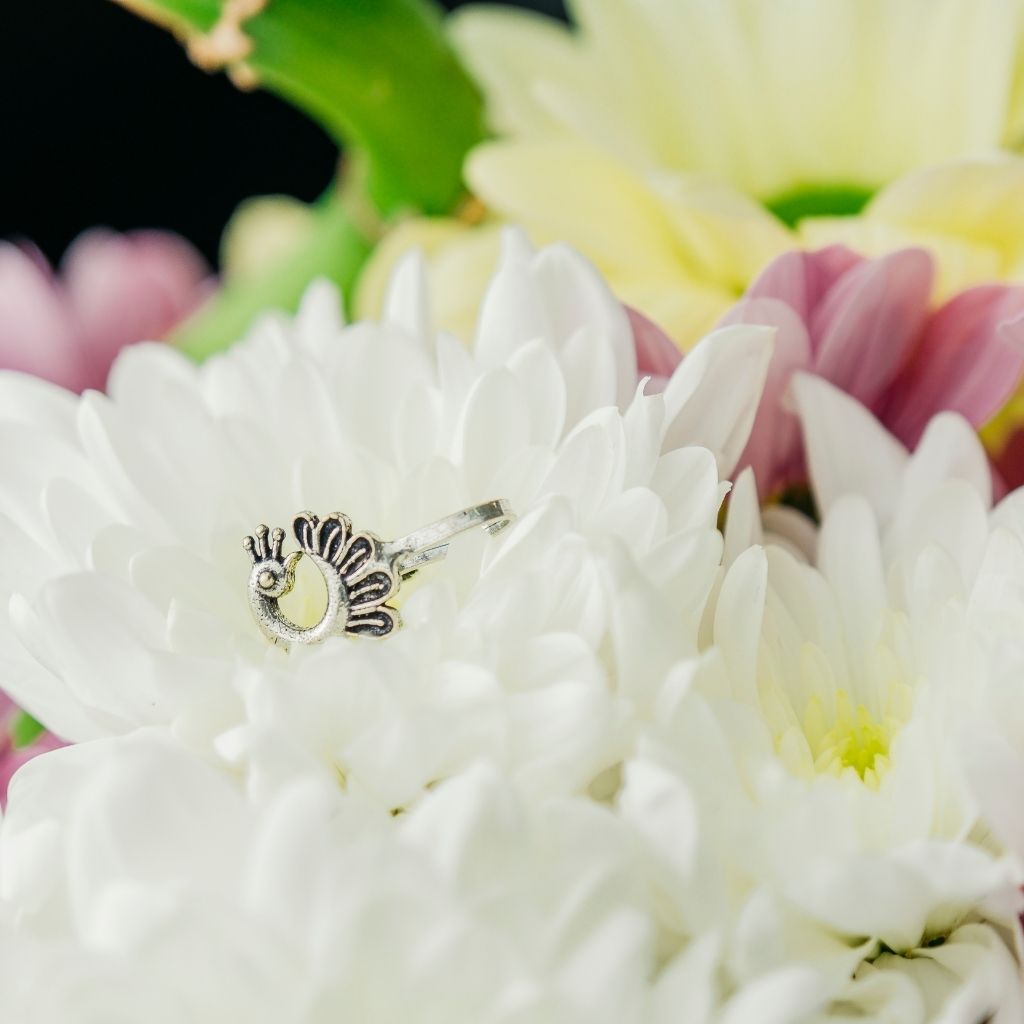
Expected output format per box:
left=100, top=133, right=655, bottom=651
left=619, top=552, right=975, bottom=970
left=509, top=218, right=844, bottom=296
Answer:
left=258, top=570, right=276, bottom=590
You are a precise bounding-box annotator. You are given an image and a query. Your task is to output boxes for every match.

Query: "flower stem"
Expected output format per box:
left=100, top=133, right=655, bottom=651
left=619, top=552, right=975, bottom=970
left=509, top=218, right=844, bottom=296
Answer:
left=113, top=0, right=488, bottom=216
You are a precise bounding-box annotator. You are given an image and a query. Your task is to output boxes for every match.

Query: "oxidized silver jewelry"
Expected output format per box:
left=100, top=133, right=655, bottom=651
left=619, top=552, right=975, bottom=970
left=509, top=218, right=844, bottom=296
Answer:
left=243, top=499, right=514, bottom=646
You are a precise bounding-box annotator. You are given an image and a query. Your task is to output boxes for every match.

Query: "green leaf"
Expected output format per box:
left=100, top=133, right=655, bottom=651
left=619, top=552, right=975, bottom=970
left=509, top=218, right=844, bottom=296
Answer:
left=114, top=0, right=487, bottom=215
left=765, top=184, right=875, bottom=228
left=10, top=711, right=45, bottom=750
left=172, top=194, right=372, bottom=361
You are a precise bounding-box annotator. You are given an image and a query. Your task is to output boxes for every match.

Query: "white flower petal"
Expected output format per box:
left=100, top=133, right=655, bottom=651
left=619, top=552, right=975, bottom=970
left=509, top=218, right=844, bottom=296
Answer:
left=662, top=324, right=774, bottom=476
left=791, top=372, right=909, bottom=521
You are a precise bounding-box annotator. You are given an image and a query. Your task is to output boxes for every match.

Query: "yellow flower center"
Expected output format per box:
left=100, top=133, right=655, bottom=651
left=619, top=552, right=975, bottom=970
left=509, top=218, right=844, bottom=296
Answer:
left=804, top=691, right=898, bottom=789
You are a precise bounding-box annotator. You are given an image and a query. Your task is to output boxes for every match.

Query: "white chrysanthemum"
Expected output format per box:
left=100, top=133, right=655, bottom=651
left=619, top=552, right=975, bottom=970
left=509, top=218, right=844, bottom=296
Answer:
left=631, top=375, right=1024, bottom=960
left=911, top=421, right=1024, bottom=883
left=0, top=734, right=662, bottom=1023
left=960, top=505, right=1024, bottom=865
left=1, top=730, right=1018, bottom=1023
left=0, top=733, right=809, bottom=1023
left=3, top=231, right=1022, bottom=1018
left=0, top=232, right=771, bottom=806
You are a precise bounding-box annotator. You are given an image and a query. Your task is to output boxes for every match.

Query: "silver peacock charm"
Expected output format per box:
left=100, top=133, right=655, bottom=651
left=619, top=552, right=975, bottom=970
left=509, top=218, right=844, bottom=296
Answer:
left=243, top=500, right=514, bottom=647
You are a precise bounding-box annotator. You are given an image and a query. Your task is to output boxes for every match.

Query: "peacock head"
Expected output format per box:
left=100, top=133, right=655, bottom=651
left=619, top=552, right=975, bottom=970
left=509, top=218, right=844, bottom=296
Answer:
left=243, top=524, right=302, bottom=599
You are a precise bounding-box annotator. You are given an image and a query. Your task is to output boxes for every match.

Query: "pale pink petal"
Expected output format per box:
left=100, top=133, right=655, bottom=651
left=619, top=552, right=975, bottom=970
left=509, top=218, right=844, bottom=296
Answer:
left=880, top=285, right=1024, bottom=448
left=745, top=245, right=862, bottom=322
left=811, top=248, right=933, bottom=405
left=625, top=304, right=681, bottom=393
left=0, top=243, right=85, bottom=390
left=720, top=296, right=813, bottom=497
left=63, top=228, right=210, bottom=390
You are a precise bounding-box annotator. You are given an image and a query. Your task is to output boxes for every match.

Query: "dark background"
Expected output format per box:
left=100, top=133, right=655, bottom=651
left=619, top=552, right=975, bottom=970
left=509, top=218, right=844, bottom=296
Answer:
left=1, top=0, right=566, bottom=266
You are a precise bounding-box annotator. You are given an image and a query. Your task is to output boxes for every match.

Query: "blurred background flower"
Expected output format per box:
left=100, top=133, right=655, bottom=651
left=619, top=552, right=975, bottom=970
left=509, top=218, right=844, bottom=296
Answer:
left=13, top=0, right=1024, bottom=364
left=457, top=0, right=1024, bottom=203
left=625, top=244, right=1024, bottom=499
left=720, top=246, right=1024, bottom=498
left=0, top=230, right=210, bottom=392
left=1, top=0, right=562, bottom=364
left=359, top=0, right=1024, bottom=349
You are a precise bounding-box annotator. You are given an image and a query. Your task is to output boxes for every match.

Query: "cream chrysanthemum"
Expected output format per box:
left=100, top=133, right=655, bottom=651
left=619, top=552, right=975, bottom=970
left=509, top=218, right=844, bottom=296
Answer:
left=0, top=232, right=772, bottom=807
left=358, top=0, right=1024, bottom=346
left=454, top=0, right=1024, bottom=200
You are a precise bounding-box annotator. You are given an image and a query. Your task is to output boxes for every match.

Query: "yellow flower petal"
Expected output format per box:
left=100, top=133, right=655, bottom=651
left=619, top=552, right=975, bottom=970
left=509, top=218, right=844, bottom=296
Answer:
left=454, top=0, right=1024, bottom=198
left=1008, top=36, right=1024, bottom=147
left=614, top=278, right=733, bottom=351
left=466, top=141, right=684, bottom=274
left=647, top=171, right=791, bottom=288
left=448, top=6, right=589, bottom=138
left=220, top=194, right=318, bottom=281
left=355, top=214, right=729, bottom=352
left=354, top=218, right=502, bottom=341
left=865, top=157, right=1024, bottom=274
left=798, top=216, right=1003, bottom=301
